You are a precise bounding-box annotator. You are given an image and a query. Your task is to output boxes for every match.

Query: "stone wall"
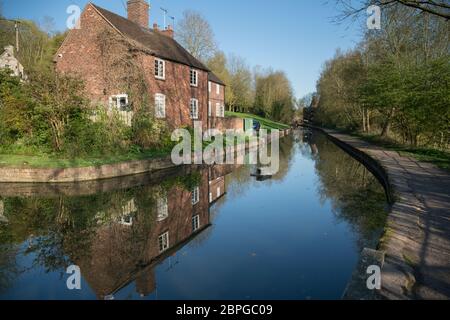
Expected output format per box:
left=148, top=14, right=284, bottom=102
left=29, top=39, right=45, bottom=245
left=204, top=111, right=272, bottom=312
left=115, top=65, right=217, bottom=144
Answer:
left=0, top=156, right=176, bottom=183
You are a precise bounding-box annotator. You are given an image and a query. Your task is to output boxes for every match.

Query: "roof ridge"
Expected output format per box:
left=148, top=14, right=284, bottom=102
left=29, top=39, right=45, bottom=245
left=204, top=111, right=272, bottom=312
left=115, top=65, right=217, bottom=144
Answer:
left=89, top=2, right=210, bottom=72
left=90, top=3, right=149, bottom=35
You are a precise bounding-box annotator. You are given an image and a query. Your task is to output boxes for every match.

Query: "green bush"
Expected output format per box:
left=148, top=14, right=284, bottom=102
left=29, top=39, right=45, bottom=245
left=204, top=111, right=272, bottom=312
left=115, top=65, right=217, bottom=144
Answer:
left=63, top=108, right=131, bottom=157
left=1, top=69, right=175, bottom=161
left=131, top=108, right=173, bottom=151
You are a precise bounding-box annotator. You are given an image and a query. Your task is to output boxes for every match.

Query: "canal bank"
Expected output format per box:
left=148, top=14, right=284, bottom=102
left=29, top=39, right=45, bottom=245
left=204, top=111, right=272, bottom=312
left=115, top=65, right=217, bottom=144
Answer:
left=0, top=130, right=388, bottom=300
left=311, top=126, right=450, bottom=300
left=0, top=129, right=291, bottom=183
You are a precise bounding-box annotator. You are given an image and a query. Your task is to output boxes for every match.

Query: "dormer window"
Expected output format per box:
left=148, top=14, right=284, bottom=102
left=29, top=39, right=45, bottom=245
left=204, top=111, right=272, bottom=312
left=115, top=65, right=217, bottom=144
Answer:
left=155, top=58, right=165, bottom=80
left=190, top=69, right=198, bottom=87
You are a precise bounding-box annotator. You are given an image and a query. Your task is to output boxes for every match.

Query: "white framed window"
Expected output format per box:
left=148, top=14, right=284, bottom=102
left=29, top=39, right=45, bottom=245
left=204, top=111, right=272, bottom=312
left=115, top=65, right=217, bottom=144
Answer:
left=216, top=103, right=225, bottom=118
left=155, top=93, right=166, bottom=118
left=158, top=232, right=170, bottom=253
left=217, top=187, right=221, bottom=198
left=155, top=58, right=165, bottom=79
left=216, top=84, right=220, bottom=95
left=119, top=199, right=137, bottom=226
left=190, top=98, right=199, bottom=119
left=216, top=103, right=221, bottom=118
left=208, top=81, right=211, bottom=93
left=190, top=69, right=198, bottom=87
left=120, top=215, right=133, bottom=226
left=157, top=197, right=168, bottom=222
left=208, top=101, right=212, bottom=117
left=209, top=192, right=213, bottom=203
left=191, top=186, right=200, bottom=205
left=192, top=215, right=200, bottom=232
left=109, top=94, right=129, bottom=111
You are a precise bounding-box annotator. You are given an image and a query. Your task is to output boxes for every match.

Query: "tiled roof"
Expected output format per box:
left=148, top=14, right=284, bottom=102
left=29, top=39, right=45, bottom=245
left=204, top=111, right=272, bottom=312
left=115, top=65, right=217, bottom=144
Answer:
left=92, top=3, right=209, bottom=71
left=208, top=71, right=226, bottom=86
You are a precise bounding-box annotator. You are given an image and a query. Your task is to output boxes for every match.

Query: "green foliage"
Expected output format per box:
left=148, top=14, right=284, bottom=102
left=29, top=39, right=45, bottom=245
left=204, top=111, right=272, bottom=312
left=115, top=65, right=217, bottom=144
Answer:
left=63, top=108, right=131, bottom=157
left=225, top=111, right=290, bottom=130
left=315, top=5, right=450, bottom=150
left=0, top=18, right=63, bottom=72
left=254, top=69, right=296, bottom=124
left=206, top=52, right=296, bottom=125
left=0, top=69, right=172, bottom=165
left=0, top=69, right=33, bottom=146
left=131, top=107, right=173, bottom=152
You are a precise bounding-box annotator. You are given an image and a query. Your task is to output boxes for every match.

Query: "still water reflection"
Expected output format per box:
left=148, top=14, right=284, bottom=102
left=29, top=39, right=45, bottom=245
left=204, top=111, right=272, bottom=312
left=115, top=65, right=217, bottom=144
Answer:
left=0, top=130, right=388, bottom=300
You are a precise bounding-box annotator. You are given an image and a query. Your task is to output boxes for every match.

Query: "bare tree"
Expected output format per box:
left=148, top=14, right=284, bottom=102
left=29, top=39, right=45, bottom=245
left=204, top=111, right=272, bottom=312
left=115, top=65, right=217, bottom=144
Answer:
left=175, top=10, right=217, bottom=62
left=227, top=54, right=253, bottom=112
left=40, top=16, right=56, bottom=36
left=334, top=0, right=450, bottom=21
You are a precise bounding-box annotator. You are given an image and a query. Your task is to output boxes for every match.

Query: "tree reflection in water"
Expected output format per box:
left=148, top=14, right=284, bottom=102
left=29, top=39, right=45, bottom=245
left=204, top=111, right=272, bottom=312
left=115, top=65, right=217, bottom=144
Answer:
left=304, top=130, right=388, bottom=250
left=0, top=130, right=388, bottom=299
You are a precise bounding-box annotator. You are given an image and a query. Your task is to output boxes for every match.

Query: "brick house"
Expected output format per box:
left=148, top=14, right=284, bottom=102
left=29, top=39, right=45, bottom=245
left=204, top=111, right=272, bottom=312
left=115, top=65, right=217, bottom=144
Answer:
left=72, top=167, right=212, bottom=299
left=55, top=0, right=226, bottom=130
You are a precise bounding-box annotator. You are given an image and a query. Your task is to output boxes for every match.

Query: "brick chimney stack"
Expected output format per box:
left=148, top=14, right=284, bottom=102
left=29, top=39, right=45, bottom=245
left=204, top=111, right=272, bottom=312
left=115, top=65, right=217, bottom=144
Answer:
left=161, top=25, right=174, bottom=38
left=127, top=0, right=150, bottom=28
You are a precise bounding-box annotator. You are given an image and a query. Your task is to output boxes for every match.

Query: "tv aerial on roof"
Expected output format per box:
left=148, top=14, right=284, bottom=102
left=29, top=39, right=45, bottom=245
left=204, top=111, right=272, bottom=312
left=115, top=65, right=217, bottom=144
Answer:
left=160, top=7, right=168, bottom=29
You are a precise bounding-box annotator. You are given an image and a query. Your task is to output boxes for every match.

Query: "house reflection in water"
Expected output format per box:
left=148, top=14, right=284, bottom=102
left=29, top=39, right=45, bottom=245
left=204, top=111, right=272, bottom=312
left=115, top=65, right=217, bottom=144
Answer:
left=209, top=166, right=226, bottom=204
left=72, top=166, right=231, bottom=300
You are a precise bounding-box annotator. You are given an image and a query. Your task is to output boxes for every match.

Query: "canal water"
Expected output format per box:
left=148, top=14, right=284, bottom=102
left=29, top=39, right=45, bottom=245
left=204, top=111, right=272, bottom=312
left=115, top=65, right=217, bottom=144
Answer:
left=0, top=129, right=388, bottom=300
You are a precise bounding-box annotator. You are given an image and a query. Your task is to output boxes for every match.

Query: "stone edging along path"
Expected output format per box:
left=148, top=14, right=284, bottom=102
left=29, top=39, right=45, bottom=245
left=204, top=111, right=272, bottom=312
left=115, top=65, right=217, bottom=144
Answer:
left=313, top=127, right=450, bottom=300
left=0, top=129, right=291, bottom=183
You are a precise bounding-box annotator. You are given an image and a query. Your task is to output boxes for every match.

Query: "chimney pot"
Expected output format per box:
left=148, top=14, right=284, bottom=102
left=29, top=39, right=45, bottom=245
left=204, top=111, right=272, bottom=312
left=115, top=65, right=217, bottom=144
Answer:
left=127, top=0, right=150, bottom=28
left=161, top=25, right=174, bottom=38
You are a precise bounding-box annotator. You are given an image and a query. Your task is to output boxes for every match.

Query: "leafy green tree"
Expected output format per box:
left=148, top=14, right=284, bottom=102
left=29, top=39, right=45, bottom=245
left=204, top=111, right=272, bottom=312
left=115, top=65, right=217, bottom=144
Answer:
left=26, top=70, right=88, bottom=152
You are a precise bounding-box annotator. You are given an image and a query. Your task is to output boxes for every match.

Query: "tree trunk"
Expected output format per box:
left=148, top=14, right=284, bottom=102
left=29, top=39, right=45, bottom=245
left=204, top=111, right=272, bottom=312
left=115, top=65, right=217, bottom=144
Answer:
left=362, top=108, right=366, bottom=133
left=381, top=108, right=395, bottom=138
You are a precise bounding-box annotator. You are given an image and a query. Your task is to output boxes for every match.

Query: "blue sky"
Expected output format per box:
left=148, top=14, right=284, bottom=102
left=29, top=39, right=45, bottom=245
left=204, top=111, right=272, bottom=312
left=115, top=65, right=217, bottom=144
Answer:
left=2, top=0, right=364, bottom=98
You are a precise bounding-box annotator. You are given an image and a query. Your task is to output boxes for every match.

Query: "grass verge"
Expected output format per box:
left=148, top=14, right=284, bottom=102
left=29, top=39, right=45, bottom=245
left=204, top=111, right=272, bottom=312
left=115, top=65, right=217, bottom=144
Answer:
left=225, top=111, right=290, bottom=130
left=0, top=149, right=170, bottom=169
left=354, top=133, right=450, bottom=172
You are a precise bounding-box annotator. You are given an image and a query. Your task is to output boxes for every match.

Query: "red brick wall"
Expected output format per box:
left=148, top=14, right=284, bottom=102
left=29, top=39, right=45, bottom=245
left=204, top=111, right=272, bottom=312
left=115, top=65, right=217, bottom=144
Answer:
left=55, top=4, right=111, bottom=105
left=74, top=168, right=211, bottom=298
left=209, top=176, right=225, bottom=203
left=210, top=116, right=244, bottom=133
left=141, top=54, right=209, bottom=131
left=208, top=81, right=225, bottom=117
